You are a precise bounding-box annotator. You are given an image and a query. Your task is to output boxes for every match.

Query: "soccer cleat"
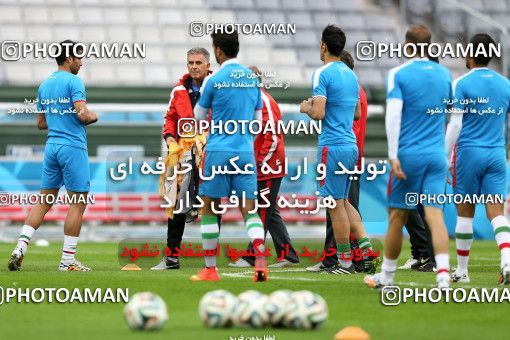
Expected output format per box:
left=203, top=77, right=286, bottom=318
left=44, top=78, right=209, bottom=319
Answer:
left=411, top=257, right=431, bottom=270
left=451, top=270, right=470, bottom=283
left=268, top=259, right=298, bottom=268
left=398, top=257, right=418, bottom=270
left=8, top=249, right=24, bottom=271
left=58, top=260, right=91, bottom=272
left=364, top=273, right=391, bottom=289
left=306, top=262, right=331, bottom=272
left=498, top=264, right=510, bottom=285
left=190, top=267, right=220, bottom=282
left=150, top=257, right=180, bottom=270
left=353, top=259, right=365, bottom=273
left=322, top=263, right=355, bottom=275
left=417, top=260, right=436, bottom=272
left=228, top=258, right=253, bottom=268
left=254, top=257, right=268, bottom=282
left=363, top=254, right=381, bottom=274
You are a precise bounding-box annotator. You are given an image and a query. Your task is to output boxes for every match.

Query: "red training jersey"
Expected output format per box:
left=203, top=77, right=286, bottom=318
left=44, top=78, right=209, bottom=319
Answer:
left=254, top=89, right=286, bottom=181
left=352, top=85, right=368, bottom=167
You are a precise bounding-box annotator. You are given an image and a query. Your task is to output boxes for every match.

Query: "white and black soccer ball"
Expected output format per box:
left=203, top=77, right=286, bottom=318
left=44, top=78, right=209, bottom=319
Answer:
left=124, top=292, right=168, bottom=331
left=234, top=290, right=270, bottom=328
left=285, top=290, right=328, bottom=330
left=266, top=289, right=294, bottom=327
left=199, top=289, right=238, bottom=328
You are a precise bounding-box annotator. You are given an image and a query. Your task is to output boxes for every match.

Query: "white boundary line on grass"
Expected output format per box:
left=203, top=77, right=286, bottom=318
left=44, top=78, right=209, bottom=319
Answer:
left=223, top=269, right=492, bottom=289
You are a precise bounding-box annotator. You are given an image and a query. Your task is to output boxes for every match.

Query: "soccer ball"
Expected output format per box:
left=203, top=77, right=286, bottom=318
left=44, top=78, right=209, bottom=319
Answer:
left=199, top=289, right=238, bottom=328
left=266, top=289, right=294, bottom=327
left=123, top=292, right=168, bottom=331
left=233, top=290, right=270, bottom=328
left=285, top=290, right=328, bottom=330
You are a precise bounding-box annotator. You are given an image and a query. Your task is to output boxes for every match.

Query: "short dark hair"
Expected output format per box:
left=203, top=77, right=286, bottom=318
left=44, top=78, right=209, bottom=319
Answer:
left=470, top=33, right=496, bottom=65
left=405, top=24, right=431, bottom=45
left=340, top=50, right=354, bottom=70
left=55, top=40, right=83, bottom=65
left=211, top=31, right=239, bottom=58
left=321, top=25, right=346, bottom=57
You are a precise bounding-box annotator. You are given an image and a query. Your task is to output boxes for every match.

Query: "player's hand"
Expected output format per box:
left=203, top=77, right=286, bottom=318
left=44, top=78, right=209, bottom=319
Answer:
left=300, top=98, right=313, bottom=114
left=166, top=136, right=177, bottom=147
left=390, top=158, right=406, bottom=180
left=84, top=111, right=98, bottom=125
left=446, top=162, right=454, bottom=184
left=89, top=111, right=98, bottom=123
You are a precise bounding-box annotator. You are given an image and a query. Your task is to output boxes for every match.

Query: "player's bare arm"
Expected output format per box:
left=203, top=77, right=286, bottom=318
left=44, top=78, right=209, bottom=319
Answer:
left=389, top=158, right=406, bottom=180
left=36, top=112, right=47, bottom=130
left=354, top=100, right=361, bottom=121
left=300, top=96, right=326, bottom=120
left=74, top=100, right=98, bottom=125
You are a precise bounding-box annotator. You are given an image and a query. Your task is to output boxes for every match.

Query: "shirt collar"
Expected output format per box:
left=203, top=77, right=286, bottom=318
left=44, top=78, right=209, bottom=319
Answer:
left=220, top=58, right=239, bottom=69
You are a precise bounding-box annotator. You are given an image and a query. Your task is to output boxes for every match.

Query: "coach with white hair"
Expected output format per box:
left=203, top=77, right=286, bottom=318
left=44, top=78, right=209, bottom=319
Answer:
left=152, top=47, right=213, bottom=270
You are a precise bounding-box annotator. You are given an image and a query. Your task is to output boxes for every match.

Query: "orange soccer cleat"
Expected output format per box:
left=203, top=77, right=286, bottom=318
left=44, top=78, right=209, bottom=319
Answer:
left=254, top=256, right=268, bottom=282
left=190, top=267, right=220, bottom=282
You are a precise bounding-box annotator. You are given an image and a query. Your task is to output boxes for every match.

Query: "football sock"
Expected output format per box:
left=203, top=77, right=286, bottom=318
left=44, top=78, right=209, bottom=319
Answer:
left=358, top=236, right=373, bottom=253
left=491, top=215, right=510, bottom=269
left=455, top=216, right=473, bottom=274
left=61, top=235, right=78, bottom=264
left=337, top=243, right=352, bottom=267
left=201, top=215, right=219, bottom=268
left=435, top=253, right=450, bottom=282
left=380, top=257, right=397, bottom=283
left=15, top=225, right=35, bottom=255
left=245, top=213, right=265, bottom=256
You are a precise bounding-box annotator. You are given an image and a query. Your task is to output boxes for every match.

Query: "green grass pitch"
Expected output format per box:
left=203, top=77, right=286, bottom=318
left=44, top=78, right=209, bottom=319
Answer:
left=0, top=240, right=507, bottom=340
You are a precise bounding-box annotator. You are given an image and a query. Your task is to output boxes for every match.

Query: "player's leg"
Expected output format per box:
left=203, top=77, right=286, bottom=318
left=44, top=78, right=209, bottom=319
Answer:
left=325, top=199, right=354, bottom=274
left=403, top=206, right=436, bottom=271
left=202, top=197, right=222, bottom=268
left=451, top=204, right=475, bottom=283
left=190, top=195, right=221, bottom=281
left=190, top=151, right=226, bottom=281
left=58, top=190, right=90, bottom=271
left=266, top=207, right=300, bottom=267
left=239, top=198, right=267, bottom=281
left=231, top=179, right=271, bottom=267
left=57, top=145, right=91, bottom=271
left=346, top=177, right=367, bottom=273
left=423, top=206, right=450, bottom=287
left=486, top=202, right=510, bottom=284
left=481, top=147, right=509, bottom=284
left=306, top=211, right=337, bottom=272
left=346, top=201, right=380, bottom=273
left=451, top=146, right=480, bottom=282
left=365, top=153, right=422, bottom=288
left=8, top=143, right=63, bottom=271
left=261, top=177, right=299, bottom=267
left=152, top=214, right=186, bottom=270
left=8, top=188, right=59, bottom=271
left=365, top=208, right=408, bottom=288
left=321, top=145, right=357, bottom=274
left=235, top=152, right=266, bottom=281
left=421, top=153, right=450, bottom=288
